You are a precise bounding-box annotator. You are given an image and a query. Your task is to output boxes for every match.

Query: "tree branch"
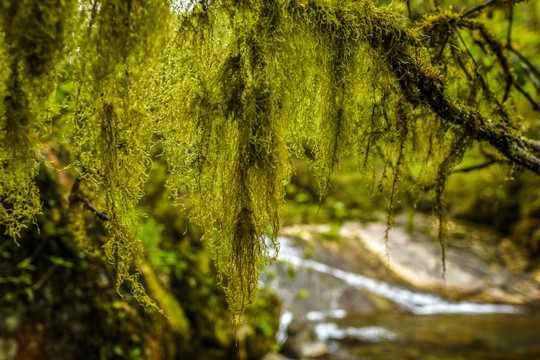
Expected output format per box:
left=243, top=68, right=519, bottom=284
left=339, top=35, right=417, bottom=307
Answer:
left=506, top=3, right=514, bottom=47
left=521, top=137, right=540, bottom=152
left=462, top=0, right=499, bottom=18
left=451, top=160, right=497, bottom=173
left=361, top=3, right=540, bottom=174
left=462, top=0, right=529, bottom=18
left=299, top=0, right=539, bottom=173
left=402, top=61, right=540, bottom=173
left=508, top=46, right=540, bottom=79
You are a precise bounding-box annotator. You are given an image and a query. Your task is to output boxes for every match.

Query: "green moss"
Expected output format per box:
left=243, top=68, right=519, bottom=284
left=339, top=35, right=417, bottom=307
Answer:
left=65, top=0, right=171, bottom=309
left=0, top=0, right=76, bottom=239
left=2, top=0, right=539, bottom=323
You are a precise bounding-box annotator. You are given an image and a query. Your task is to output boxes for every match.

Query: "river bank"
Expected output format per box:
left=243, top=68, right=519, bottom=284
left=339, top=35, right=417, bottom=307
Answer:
left=263, top=216, right=540, bottom=359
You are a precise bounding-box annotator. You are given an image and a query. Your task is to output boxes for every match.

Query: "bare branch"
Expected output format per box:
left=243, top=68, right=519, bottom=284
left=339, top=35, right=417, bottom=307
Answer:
left=509, top=46, right=540, bottom=79
left=462, top=0, right=499, bottom=18
left=451, top=160, right=497, bottom=173
left=462, top=0, right=529, bottom=18
left=514, top=82, right=540, bottom=111
left=506, top=4, right=514, bottom=47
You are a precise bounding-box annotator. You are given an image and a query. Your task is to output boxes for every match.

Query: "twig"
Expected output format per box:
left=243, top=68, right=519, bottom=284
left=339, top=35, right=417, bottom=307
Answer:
left=83, top=199, right=110, bottom=221
left=462, top=0, right=498, bottom=18
left=514, top=82, right=540, bottom=111
left=69, top=177, right=110, bottom=221
left=435, top=32, right=451, bottom=62
left=391, top=43, right=540, bottom=174
left=508, top=46, right=540, bottom=79
left=308, top=0, right=540, bottom=174
left=457, top=19, right=517, bottom=117
left=454, top=25, right=511, bottom=120
left=506, top=4, right=514, bottom=47
left=365, top=1, right=540, bottom=173
left=503, top=4, right=514, bottom=101
left=463, top=0, right=530, bottom=18
left=30, top=264, right=58, bottom=291
left=451, top=160, right=497, bottom=173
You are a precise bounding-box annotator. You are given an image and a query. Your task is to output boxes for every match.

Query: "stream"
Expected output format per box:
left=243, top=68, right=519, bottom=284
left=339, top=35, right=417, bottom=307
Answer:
left=265, top=235, right=540, bottom=359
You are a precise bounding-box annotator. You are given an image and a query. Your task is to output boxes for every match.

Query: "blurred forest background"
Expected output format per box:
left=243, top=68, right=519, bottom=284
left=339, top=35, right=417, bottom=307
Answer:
left=1, top=0, right=540, bottom=359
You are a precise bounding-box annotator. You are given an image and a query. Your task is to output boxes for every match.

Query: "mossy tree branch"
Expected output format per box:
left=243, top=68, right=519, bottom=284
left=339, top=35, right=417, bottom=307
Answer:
left=294, top=0, right=540, bottom=174
left=2, top=0, right=539, bottom=323
left=404, top=5, right=536, bottom=172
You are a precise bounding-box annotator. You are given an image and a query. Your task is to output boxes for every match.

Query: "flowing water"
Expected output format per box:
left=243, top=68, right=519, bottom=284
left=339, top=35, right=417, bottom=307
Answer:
left=266, top=236, right=540, bottom=360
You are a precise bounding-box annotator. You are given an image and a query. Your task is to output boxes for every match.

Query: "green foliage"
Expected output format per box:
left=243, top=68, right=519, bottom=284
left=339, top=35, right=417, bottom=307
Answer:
left=1, top=0, right=539, bottom=323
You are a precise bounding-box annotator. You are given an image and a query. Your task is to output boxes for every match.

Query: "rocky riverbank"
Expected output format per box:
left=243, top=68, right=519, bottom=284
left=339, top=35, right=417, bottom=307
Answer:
left=279, top=215, right=540, bottom=305
left=265, top=215, right=540, bottom=359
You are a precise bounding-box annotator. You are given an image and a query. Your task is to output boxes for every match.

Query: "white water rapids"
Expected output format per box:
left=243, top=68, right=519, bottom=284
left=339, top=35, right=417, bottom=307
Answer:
left=274, top=236, right=522, bottom=316
left=266, top=236, right=528, bottom=348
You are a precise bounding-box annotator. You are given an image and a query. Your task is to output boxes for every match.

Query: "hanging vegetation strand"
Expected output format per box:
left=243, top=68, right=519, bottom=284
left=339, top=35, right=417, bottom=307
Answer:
left=1, top=0, right=539, bottom=323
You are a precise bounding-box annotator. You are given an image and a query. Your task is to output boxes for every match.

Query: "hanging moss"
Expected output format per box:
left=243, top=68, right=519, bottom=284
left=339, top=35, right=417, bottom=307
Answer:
left=433, top=130, right=472, bottom=275
left=153, top=2, right=295, bottom=322
left=67, top=0, right=171, bottom=309
left=161, top=0, right=540, bottom=321
left=2, top=0, right=540, bottom=323
left=0, top=0, right=76, bottom=239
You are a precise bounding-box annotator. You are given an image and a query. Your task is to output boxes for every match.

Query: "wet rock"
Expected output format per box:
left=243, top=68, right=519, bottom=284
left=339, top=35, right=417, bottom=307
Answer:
left=314, top=322, right=397, bottom=343
left=338, top=288, right=394, bottom=314
left=268, top=255, right=390, bottom=319
left=273, top=219, right=540, bottom=360
left=339, top=222, right=485, bottom=295
left=333, top=218, right=540, bottom=303
left=282, top=319, right=327, bottom=358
